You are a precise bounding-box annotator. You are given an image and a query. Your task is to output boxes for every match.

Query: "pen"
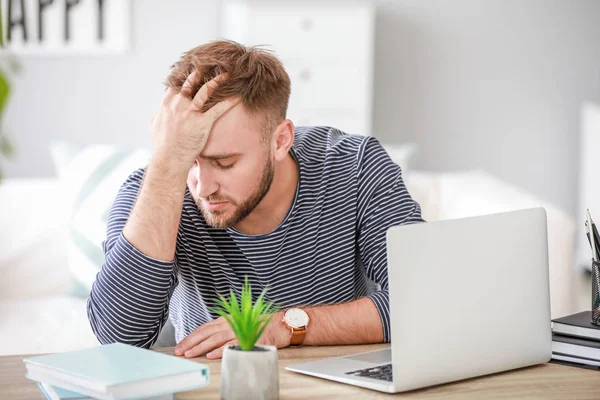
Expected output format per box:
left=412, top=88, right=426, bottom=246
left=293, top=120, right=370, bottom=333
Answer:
left=589, top=210, right=600, bottom=249
left=586, top=221, right=592, bottom=250
left=587, top=210, right=598, bottom=262
left=586, top=221, right=600, bottom=257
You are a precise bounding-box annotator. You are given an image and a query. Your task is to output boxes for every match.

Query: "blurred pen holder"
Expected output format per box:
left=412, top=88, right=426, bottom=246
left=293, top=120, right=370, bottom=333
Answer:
left=593, top=260, right=600, bottom=326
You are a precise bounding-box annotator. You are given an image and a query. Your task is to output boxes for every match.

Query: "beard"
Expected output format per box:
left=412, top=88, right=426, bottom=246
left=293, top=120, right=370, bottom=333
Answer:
left=196, top=155, right=275, bottom=229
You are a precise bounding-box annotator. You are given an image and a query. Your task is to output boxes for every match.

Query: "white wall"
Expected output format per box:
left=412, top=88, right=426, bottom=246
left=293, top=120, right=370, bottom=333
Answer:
left=3, top=0, right=600, bottom=218
left=373, top=0, right=600, bottom=217
left=2, top=0, right=220, bottom=177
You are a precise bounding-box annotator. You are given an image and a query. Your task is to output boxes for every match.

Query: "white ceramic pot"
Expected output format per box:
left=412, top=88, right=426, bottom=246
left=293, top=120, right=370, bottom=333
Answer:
left=221, top=345, right=279, bottom=400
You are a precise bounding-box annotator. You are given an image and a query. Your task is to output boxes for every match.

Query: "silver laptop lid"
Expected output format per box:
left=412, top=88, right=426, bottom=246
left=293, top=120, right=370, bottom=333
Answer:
left=387, top=207, right=552, bottom=392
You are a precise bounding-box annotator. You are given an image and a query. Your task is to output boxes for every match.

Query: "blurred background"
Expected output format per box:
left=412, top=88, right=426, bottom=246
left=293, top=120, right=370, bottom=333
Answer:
left=1, top=0, right=600, bottom=355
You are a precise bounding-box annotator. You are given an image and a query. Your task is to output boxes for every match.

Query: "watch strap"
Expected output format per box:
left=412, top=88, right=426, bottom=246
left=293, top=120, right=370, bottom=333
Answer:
left=289, top=326, right=307, bottom=347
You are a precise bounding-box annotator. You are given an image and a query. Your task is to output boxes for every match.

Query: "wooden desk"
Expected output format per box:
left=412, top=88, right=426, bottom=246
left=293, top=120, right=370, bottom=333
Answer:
left=1, top=344, right=598, bottom=399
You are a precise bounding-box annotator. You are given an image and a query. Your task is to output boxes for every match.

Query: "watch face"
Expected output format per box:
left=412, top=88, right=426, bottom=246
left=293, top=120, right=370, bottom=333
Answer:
left=285, top=308, right=309, bottom=328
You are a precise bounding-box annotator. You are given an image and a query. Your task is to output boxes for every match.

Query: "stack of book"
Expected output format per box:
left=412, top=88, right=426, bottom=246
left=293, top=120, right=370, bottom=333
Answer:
left=551, top=311, right=600, bottom=370
left=23, top=343, right=210, bottom=399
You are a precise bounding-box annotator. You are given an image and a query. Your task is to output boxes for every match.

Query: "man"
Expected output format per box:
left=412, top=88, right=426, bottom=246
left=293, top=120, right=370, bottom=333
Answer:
left=87, top=40, right=424, bottom=359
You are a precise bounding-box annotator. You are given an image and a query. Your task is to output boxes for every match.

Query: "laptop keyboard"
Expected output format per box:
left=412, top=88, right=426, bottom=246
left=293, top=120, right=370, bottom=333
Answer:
left=345, top=363, right=393, bottom=381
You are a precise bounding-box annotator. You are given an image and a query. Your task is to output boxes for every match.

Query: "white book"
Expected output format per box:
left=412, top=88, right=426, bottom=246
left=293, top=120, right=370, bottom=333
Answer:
left=25, top=343, right=209, bottom=400
left=552, top=311, right=600, bottom=341
left=551, top=354, right=600, bottom=367
left=551, top=334, right=600, bottom=361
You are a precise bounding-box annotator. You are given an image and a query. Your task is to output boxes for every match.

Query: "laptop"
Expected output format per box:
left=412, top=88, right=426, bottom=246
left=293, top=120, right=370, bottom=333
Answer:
left=286, top=208, right=552, bottom=393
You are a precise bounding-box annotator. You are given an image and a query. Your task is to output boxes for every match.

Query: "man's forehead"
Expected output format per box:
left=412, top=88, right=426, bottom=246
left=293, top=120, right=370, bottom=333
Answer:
left=202, top=102, right=263, bottom=156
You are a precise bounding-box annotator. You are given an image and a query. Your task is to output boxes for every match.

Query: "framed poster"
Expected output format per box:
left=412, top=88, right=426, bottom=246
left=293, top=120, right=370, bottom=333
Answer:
left=0, top=0, right=129, bottom=54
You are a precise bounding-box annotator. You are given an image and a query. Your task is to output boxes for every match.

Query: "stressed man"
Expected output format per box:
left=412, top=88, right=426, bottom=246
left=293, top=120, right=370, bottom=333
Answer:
left=87, top=40, right=424, bottom=359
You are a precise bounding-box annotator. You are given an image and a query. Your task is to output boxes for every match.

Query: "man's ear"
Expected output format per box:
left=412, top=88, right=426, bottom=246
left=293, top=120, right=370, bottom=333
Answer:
left=271, top=120, right=295, bottom=162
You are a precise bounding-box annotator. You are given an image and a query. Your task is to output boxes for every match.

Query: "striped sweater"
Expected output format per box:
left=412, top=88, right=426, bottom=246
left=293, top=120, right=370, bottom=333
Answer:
left=87, top=126, right=424, bottom=347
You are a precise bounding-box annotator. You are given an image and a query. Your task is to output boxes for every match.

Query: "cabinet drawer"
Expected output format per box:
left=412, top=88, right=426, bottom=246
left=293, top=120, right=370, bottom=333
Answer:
left=245, top=3, right=374, bottom=61
left=285, top=62, right=371, bottom=111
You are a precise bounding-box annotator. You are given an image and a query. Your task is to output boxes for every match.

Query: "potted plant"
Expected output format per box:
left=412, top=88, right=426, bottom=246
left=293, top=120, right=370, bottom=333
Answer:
left=214, top=277, right=279, bottom=400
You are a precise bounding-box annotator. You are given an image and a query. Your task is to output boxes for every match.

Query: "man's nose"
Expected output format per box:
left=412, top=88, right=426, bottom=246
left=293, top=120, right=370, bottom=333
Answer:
left=196, top=165, right=219, bottom=199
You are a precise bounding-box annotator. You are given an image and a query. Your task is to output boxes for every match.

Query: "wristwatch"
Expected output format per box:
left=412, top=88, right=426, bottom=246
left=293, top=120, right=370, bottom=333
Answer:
left=282, top=307, right=309, bottom=347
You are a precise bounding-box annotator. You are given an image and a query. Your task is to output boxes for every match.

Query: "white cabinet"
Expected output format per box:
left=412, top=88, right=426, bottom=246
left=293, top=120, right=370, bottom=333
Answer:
left=220, top=0, right=375, bottom=136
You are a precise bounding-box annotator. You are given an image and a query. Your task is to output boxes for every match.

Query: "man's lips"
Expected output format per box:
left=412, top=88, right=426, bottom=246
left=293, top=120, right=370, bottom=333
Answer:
left=202, top=200, right=230, bottom=211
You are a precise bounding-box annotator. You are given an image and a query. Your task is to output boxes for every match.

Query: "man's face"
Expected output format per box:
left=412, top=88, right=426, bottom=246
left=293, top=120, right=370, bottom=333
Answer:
left=187, top=103, right=274, bottom=228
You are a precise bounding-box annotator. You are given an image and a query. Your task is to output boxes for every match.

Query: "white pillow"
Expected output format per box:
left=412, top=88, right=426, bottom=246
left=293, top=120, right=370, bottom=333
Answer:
left=403, top=170, right=441, bottom=222
left=0, top=296, right=100, bottom=355
left=0, top=178, right=71, bottom=300
left=50, top=142, right=151, bottom=296
left=381, top=142, right=418, bottom=175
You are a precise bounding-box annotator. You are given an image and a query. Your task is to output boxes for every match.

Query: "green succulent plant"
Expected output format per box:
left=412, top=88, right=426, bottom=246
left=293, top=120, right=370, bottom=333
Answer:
left=213, top=277, right=279, bottom=351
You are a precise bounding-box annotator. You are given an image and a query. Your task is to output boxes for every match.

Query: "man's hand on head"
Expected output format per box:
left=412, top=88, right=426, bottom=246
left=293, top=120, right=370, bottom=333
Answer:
left=150, top=72, right=239, bottom=173
left=173, top=311, right=292, bottom=359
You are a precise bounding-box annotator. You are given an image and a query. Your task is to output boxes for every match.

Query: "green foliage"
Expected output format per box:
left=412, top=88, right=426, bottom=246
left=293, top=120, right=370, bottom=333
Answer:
left=213, top=277, right=279, bottom=351
left=0, top=5, right=18, bottom=183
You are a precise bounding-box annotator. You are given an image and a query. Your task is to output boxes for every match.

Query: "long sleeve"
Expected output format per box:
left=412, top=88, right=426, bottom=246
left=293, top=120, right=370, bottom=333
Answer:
left=87, top=168, right=179, bottom=348
left=356, top=138, right=425, bottom=343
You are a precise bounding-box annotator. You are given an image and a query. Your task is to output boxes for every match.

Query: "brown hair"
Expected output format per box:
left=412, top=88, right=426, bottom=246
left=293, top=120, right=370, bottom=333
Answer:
left=165, top=40, right=291, bottom=135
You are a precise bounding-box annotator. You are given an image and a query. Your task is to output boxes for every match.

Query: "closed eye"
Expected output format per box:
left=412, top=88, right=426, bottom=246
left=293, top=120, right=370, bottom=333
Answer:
left=215, top=161, right=235, bottom=170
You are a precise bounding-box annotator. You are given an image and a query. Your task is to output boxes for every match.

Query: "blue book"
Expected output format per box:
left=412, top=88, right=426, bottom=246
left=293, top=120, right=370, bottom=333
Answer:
left=25, top=343, right=209, bottom=400
left=37, top=382, right=175, bottom=400
left=38, top=382, right=91, bottom=400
